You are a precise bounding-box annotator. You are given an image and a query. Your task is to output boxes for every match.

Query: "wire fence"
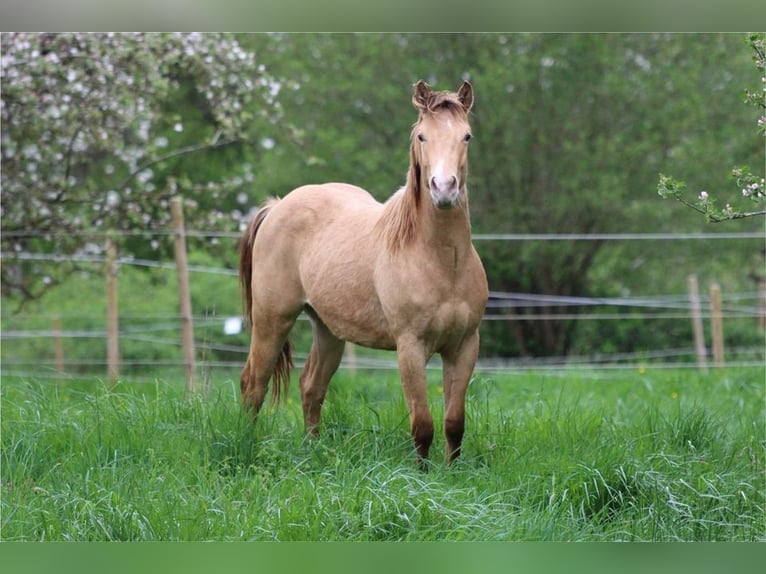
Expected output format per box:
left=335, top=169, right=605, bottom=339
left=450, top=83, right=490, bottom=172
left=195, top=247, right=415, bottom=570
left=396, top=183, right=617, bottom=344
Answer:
left=2, top=226, right=764, bottom=381
left=3, top=286, right=764, bottom=379
left=4, top=229, right=764, bottom=240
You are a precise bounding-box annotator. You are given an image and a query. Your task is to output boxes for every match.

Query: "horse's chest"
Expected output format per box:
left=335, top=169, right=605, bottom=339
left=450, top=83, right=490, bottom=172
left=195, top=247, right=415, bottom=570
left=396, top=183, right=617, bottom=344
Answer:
left=430, top=299, right=474, bottom=335
left=395, top=275, right=483, bottom=340
left=376, top=246, right=487, bottom=344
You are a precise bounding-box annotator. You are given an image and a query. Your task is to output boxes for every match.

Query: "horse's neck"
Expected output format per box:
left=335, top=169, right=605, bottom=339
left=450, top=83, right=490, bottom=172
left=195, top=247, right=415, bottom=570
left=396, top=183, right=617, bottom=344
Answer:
left=418, top=196, right=473, bottom=262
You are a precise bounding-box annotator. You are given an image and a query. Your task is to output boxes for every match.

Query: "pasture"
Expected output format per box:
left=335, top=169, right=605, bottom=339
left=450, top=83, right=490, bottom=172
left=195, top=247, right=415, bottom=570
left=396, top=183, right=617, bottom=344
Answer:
left=2, top=366, right=763, bottom=541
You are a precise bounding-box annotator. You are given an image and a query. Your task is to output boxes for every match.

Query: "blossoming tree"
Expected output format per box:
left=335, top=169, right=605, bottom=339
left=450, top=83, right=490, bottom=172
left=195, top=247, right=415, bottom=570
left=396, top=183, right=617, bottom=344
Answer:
left=1, top=32, right=280, bottom=300
left=658, top=33, right=765, bottom=222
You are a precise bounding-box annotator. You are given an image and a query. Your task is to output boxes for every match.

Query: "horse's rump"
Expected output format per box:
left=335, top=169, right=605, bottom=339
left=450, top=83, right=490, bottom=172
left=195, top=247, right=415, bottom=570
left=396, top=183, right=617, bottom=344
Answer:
left=239, top=197, right=292, bottom=403
left=239, top=197, right=280, bottom=327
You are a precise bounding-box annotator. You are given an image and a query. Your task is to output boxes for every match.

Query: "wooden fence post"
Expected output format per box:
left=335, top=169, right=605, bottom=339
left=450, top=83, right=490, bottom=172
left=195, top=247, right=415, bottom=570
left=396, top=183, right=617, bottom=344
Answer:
left=105, top=236, right=120, bottom=385
left=53, top=316, right=65, bottom=378
left=344, top=342, right=357, bottom=375
left=687, top=274, right=707, bottom=372
left=709, top=282, right=725, bottom=367
left=171, top=197, right=197, bottom=393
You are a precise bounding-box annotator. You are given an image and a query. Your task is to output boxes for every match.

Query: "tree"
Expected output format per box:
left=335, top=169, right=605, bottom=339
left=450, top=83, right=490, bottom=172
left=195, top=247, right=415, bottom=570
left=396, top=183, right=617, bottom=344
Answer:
left=658, top=33, right=765, bottom=222
left=1, top=32, right=280, bottom=300
left=461, top=34, right=763, bottom=356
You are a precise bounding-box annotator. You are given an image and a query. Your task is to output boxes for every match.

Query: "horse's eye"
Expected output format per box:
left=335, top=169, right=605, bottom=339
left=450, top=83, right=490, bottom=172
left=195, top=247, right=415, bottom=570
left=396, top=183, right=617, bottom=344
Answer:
left=417, top=133, right=426, bottom=143
left=463, top=133, right=472, bottom=143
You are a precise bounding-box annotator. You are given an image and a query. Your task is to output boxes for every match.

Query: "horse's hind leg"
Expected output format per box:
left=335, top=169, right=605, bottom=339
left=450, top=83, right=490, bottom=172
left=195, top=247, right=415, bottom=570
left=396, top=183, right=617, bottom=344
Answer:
left=299, top=311, right=345, bottom=434
left=240, top=312, right=297, bottom=414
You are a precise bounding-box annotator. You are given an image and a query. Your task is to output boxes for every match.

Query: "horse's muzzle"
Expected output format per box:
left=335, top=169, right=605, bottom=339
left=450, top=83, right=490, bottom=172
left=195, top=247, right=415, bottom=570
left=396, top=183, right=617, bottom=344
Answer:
left=433, top=196, right=458, bottom=210
left=429, top=175, right=460, bottom=209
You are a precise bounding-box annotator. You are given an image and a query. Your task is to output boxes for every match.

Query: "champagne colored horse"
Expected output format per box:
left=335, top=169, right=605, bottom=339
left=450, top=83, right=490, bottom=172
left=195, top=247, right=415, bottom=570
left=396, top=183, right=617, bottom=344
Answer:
left=239, top=80, right=488, bottom=464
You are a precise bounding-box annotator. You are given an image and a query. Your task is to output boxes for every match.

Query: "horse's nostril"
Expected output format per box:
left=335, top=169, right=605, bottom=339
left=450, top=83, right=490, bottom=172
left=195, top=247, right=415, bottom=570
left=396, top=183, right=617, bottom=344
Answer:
left=431, top=175, right=458, bottom=190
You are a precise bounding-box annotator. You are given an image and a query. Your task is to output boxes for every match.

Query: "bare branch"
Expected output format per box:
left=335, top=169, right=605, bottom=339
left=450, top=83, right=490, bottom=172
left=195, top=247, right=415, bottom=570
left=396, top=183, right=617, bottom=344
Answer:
left=115, top=137, right=243, bottom=192
left=714, top=209, right=766, bottom=221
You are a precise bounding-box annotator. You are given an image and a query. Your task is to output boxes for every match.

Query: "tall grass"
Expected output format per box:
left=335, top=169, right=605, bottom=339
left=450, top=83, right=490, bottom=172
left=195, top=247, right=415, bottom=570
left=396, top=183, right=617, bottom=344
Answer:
left=2, top=368, right=763, bottom=540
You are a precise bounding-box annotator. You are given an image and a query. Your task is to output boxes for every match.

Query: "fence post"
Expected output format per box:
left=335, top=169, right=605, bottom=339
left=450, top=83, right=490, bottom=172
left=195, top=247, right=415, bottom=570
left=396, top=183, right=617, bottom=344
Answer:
left=171, top=197, right=197, bottom=393
left=105, top=236, right=120, bottom=385
left=53, top=316, right=65, bottom=378
left=709, top=282, right=725, bottom=367
left=687, top=274, right=707, bottom=372
left=758, top=278, right=766, bottom=330
left=344, top=342, right=357, bottom=375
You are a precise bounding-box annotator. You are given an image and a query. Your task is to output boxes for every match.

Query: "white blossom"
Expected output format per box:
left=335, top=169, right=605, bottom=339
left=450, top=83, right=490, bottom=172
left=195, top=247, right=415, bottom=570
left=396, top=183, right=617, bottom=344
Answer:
left=1, top=32, right=278, bottom=296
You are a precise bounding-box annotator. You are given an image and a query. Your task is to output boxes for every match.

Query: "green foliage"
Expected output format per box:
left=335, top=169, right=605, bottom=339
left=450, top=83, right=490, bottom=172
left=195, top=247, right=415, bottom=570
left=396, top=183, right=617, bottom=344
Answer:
left=468, top=33, right=762, bottom=355
left=2, top=368, right=763, bottom=540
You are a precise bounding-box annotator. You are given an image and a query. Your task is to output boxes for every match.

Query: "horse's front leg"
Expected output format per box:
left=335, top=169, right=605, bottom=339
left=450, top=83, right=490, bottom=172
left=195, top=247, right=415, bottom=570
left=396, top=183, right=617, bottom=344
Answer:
left=396, top=336, right=433, bottom=464
left=441, top=329, right=480, bottom=464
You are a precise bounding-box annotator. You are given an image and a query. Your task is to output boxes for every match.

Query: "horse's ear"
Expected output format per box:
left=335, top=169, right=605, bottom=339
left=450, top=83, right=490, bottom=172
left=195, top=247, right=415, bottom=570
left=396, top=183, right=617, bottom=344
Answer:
left=412, top=80, right=432, bottom=111
left=458, top=81, right=474, bottom=112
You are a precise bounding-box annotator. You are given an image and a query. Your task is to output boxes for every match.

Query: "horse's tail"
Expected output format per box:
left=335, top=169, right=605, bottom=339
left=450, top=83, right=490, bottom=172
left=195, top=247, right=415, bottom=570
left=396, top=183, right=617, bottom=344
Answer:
left=239, top=201, right=275, bottom=327
left=239, top=198, right=293, bottom=404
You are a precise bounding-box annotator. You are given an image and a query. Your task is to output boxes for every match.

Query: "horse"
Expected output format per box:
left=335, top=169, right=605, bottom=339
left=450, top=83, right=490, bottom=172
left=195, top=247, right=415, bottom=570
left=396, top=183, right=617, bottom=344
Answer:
left=239, top=80, right=488, bottom=465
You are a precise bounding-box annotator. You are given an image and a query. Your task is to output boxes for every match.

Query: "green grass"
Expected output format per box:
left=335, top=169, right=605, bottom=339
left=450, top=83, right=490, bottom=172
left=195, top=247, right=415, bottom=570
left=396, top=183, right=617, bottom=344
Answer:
left=1, top=367, right=764, bottom=541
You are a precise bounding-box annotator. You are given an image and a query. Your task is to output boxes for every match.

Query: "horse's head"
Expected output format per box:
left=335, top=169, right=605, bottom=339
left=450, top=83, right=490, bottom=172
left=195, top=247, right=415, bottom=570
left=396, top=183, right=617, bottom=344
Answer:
left=410, top=80, right=474, bottom=210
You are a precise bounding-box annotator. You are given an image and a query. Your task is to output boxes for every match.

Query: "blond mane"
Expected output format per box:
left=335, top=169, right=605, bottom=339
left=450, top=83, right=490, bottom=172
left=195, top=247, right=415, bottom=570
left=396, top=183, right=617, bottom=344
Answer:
left=377, top=184, right=420, bottom=252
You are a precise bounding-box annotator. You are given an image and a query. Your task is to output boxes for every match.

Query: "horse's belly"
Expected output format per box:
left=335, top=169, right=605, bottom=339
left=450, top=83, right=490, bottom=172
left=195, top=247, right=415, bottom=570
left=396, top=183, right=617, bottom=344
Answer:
left=308, top=296, right=396, bottom=350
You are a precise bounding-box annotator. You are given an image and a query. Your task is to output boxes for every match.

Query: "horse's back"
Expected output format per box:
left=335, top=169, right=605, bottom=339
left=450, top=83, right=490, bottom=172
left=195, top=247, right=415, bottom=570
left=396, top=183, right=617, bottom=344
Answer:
left=285, top=182, right=381, bottom=213
left=255, top=183, right=380, bottom=243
